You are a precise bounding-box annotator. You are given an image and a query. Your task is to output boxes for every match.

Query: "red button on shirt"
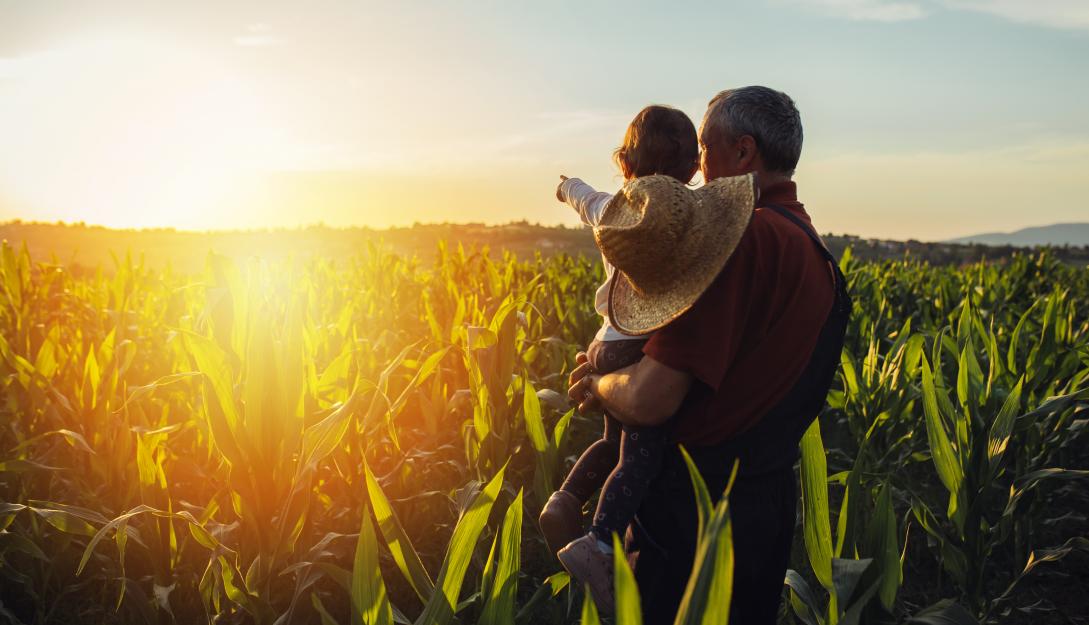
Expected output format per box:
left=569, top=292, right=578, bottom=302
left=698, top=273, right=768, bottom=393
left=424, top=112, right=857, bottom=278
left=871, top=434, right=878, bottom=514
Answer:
left=642, top=181, right=836, bottom=446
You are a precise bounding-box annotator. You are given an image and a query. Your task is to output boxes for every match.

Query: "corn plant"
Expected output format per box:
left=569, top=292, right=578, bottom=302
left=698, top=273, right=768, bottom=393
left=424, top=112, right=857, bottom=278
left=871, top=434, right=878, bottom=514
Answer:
left=1, top=240, right=1087, bottom=625
left=786, top=418, right=891, bottom=625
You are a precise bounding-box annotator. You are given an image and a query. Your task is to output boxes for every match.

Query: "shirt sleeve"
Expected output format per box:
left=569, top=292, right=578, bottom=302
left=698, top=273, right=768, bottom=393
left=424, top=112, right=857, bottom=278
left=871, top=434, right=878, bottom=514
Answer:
left=558, top=177, right=614, bottom=227
left=642, top=233, right=758, bottom=390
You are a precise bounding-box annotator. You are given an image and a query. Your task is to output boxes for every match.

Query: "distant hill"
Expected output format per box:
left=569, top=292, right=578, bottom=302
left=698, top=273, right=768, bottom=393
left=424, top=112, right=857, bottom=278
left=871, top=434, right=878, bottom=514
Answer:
left=950, top=223, right=1089, bottom=247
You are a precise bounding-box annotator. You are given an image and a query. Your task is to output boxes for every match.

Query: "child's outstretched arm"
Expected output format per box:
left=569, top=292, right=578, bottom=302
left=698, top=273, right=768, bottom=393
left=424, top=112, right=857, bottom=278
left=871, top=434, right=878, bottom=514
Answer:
left=556, top=175, right=613, bottom=227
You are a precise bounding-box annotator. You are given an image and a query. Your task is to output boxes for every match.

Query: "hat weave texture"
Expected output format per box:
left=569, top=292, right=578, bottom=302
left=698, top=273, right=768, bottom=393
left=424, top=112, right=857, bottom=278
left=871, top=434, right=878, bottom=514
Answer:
left=594, top=173, right=755, bottom=335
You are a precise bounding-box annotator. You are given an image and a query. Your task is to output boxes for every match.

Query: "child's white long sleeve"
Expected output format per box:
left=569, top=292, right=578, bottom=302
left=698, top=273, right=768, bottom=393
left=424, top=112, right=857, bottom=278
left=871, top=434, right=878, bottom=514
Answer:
left=557, top=177, right=647, bottom=342
left=559, top=178, right=613, bottom=227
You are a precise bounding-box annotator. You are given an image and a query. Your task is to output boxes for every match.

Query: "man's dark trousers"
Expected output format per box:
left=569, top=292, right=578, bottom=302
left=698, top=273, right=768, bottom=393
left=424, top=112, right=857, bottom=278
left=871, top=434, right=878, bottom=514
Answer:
left=625, top=452, right=796, bottom=625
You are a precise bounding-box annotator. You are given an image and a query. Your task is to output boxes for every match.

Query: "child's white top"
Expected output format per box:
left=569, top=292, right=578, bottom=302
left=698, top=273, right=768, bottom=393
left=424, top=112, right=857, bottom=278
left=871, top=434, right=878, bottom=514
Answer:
left=558, top=177, right=649, bottom=342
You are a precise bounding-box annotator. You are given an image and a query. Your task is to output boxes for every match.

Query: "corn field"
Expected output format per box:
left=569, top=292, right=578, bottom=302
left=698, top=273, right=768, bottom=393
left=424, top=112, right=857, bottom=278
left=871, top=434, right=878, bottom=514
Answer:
left=0, top=240, right=1087, bottom=625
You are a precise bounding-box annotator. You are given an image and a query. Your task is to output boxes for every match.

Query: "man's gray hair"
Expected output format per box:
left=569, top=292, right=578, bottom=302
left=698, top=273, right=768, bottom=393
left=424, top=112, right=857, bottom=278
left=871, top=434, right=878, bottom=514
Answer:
left=704, top=86, right=803, bottom=175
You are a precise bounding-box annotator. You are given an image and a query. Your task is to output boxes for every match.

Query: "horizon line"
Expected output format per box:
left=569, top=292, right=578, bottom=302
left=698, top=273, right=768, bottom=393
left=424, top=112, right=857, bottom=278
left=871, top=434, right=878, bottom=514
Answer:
left=2, top=218, right=1088, bottom=246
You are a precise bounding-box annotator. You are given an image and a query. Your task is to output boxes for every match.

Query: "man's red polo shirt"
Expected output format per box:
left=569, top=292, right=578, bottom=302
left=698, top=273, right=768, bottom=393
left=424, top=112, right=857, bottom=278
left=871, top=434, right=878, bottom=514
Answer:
left=642, top=180, right=835, bottom=446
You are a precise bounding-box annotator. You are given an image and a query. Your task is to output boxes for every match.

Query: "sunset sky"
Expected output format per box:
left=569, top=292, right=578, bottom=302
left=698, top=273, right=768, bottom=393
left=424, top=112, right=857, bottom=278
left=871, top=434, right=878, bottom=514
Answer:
left=1, top=1, right=1087, bottom=241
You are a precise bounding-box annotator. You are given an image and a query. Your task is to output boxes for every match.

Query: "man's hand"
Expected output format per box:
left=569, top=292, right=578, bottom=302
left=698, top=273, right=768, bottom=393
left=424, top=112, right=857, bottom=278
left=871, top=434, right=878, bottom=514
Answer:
left=567, top=351, right=602, bottom=413
left=555, top=175, right=569, bottom=202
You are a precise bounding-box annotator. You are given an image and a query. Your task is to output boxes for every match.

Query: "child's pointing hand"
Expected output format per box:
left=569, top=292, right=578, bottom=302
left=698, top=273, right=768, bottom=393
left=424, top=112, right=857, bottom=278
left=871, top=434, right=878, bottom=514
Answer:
left=556, top=175, right=569, bottom=202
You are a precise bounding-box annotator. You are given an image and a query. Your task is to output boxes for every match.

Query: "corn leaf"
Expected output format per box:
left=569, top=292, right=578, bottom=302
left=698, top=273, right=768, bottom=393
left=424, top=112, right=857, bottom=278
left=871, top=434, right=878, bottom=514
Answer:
left=678, top=446, right=713, bottom=539
left=800, top=419, right=834, bottom=591
left=986, top=377, right=1023, bottom=472
left=920, top=358, right=963, bottom=523
left=673, top=465, right=735, bottom=625
left=478, top=489, right=523, bottom=625
left=580, top=587, right=602, bottom=625
left=364, top=461, right=435, bottom=602
left=351, top=502, right=392, bottom=625
left=414, top=465, right=506, bottom=625
left=612, top=534, right=642, bottom=625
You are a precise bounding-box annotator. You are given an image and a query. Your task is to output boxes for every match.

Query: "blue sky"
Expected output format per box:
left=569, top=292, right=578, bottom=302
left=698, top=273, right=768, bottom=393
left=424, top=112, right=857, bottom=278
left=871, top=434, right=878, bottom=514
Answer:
left=0, top=0, right=1086, bottom=240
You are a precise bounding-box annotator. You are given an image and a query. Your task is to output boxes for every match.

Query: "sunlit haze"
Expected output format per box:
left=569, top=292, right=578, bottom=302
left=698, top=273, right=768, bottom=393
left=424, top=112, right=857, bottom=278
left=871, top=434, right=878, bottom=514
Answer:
left=1, top=1, right=1087, bottom=240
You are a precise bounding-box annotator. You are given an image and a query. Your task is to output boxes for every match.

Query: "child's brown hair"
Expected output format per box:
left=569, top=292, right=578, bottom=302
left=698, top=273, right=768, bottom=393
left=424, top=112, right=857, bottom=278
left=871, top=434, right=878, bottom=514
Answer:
left=613, top=105, right=699, bottom=183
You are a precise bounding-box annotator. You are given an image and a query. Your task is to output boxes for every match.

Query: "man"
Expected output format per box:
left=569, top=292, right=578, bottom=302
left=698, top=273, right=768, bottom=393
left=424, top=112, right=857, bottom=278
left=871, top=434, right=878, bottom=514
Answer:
left=567, top=86, right=851, bottom=623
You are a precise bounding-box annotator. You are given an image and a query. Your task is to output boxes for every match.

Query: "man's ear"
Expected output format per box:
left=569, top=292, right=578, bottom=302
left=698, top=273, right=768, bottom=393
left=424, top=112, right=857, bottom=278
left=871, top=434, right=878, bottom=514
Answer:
left=737, top=135, right=758, bottom=170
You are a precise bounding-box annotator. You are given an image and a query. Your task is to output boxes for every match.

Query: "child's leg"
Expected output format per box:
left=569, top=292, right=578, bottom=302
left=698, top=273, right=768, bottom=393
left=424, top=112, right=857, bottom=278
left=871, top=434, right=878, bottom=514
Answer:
left=555, top=339, right=642, bottom=502
left=558, top=415, right=620, bottom=502
left=589, top=424, right=668, bottom=542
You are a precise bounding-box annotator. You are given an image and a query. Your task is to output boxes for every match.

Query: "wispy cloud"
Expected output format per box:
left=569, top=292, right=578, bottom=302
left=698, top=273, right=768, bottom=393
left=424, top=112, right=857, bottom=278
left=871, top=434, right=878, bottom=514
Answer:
left=783, top=0, right=929, bottom=22
left=454, top=110, right=633, bottom=168
left=942, top=0, right=1089, bottom=32
left=234, top=23, right=285, bottom=48
left=298, top=109, right=634, bottom=173
left=785, top=0, right=1089, bottom=30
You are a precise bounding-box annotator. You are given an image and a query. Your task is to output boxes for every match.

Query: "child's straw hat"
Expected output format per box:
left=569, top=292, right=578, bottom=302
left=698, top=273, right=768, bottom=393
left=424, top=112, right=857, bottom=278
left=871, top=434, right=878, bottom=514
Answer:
left=595, top=173, right=755, bottom=335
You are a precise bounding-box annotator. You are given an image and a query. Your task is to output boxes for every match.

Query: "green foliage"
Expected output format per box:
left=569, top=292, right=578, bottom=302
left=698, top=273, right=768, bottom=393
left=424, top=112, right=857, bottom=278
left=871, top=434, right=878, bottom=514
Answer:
left=673, top=449, right=737, bottom=625
left=0, top=241, right=1087, bottom=625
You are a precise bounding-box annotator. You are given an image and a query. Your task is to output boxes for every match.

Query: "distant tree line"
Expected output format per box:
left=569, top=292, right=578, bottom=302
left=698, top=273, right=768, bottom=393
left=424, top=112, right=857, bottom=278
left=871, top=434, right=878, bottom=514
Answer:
left=1, top=220, right=1087, bottom=274
left=824, top=234, right=1089, bottom=266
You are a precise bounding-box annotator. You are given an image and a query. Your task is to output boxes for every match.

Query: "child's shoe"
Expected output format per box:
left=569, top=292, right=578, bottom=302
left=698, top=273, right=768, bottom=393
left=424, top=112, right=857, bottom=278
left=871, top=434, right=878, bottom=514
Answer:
left=538, top=490, right=583, bottom=557
left=557, top=534, right=615, bottom=614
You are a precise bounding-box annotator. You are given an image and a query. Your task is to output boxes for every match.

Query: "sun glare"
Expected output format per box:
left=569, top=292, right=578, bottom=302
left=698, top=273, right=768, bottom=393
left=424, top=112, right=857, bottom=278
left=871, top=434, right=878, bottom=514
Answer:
left=0, top=35, right=292, bottom=230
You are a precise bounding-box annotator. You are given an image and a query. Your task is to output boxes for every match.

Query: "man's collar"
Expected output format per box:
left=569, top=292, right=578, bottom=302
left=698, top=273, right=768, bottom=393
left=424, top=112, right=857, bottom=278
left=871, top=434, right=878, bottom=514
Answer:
left=758, top=180, right=798, bottom=207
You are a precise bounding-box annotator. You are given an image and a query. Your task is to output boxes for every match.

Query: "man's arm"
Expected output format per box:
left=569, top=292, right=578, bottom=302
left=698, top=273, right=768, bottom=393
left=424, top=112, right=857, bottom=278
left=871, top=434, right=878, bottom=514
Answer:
left=569, top=352, right=692, bottom=427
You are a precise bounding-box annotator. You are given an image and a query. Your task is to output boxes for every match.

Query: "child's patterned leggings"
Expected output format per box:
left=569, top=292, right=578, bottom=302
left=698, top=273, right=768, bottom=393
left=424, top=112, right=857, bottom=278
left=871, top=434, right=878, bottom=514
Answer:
left=558, top=338, right=668, bottom=542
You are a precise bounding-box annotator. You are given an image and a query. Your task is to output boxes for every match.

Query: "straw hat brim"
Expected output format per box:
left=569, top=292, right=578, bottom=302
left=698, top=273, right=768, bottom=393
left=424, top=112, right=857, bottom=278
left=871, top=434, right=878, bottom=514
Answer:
left=607, top=174, right=755, bottom=336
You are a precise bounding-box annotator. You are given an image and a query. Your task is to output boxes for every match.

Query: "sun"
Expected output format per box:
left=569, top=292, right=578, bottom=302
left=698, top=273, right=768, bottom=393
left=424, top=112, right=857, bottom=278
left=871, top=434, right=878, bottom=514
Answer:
left=0, top=34, right=292, bottom=230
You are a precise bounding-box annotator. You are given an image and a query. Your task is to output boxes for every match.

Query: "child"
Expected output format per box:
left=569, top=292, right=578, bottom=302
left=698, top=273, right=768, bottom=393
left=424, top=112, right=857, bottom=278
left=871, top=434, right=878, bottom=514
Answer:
left=540, top=105, right=699, bottom=611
